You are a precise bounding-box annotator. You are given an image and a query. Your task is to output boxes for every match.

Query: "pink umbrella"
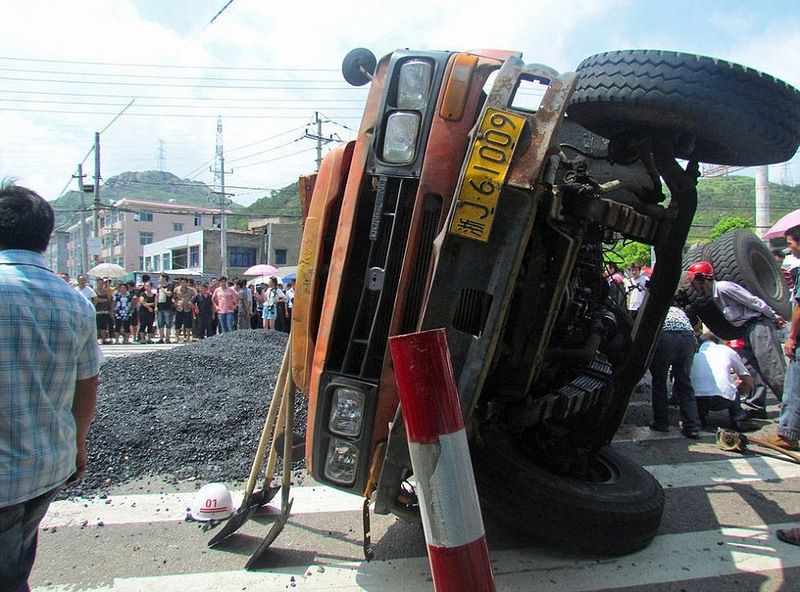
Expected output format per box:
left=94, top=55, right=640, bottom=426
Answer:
left=243, top=264, right=279, bottom=276
left=764, top=209, right=800, bottom=239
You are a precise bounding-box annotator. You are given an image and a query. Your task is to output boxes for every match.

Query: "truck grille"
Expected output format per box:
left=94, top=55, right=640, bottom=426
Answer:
left=329, top=176, right=420, bottom=379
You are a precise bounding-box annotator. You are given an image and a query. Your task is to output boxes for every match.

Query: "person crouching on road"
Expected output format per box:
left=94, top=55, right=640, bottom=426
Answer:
left=686, top=261, right=786, bottom=419
left=0, top=185, right=101, bottom=591
left=691, top=333, right=754, bottom=432
left=649, top=303, right=702, bottom=438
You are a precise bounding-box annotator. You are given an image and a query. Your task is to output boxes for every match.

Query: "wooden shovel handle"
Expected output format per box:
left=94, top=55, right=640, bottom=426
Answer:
left=243, top=342, right=290, bottom=496
left=748, top=436, right=800, bottom=464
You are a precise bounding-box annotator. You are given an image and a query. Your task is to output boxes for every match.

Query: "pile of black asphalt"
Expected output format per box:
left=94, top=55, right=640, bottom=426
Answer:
left=59, top=330, right=307, bottom=500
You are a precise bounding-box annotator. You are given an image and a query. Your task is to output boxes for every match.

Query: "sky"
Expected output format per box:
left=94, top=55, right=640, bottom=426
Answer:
left=2, top=0, right=800, bottom=207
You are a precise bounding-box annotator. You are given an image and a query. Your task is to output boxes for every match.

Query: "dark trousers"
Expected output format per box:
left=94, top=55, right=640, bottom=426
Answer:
left=0, top=486, right=60, bottom=592
left=650, top=331, right=701, bottom=431
left=194, top=314, right=213, bottom=339
left=740, top=319, right=786, bottom=411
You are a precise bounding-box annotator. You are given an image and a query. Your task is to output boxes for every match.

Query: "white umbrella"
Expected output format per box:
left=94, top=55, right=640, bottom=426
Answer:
left=243, top=264, right=279, bottom=276
left=87, top=262, right=127, bottom=278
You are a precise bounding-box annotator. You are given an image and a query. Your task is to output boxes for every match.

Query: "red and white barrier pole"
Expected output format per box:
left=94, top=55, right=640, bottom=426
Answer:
left=389, top=328, right=496, bottom=592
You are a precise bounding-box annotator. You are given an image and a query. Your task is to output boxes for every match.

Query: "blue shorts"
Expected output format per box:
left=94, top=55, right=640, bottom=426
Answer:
left=263, top=307, right=277, bottom=320
left=157, top=309, right=174, bottom=329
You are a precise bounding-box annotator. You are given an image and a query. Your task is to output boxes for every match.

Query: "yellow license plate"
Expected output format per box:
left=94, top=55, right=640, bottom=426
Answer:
left=449, top=108, right=525, bottom=242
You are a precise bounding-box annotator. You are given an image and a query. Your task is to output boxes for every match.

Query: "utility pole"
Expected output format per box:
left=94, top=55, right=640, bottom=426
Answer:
left=157, top=138, right=166, bottom=171
left=211, top=116, right=233, bottom=277
left=73, top=164, right=89, bottom=275
left=304, top=112, right=341, bottom=172
left=93, top=132, right=101, bottom=259
left=755, top=165, right=770, bottom=238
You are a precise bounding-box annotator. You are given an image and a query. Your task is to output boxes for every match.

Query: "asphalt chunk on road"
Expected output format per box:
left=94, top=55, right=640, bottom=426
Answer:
left=60, top=330, right=307, bottom=501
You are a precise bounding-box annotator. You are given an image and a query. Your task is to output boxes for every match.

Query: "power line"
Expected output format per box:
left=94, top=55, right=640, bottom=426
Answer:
left=226, top=138, right=304, bottom=164
left=0, top=55, right=338, bottom=72
left=0, top=89, right=364, bottom=103
left=0, top=75, right=363, bottom=90
left=0, top=107, right=361, bottom=119
left=0, top=66, right=344, bottom=83
left=234, top=146, right=317, bottom=169
left=0, top=98, right=363, bottom=111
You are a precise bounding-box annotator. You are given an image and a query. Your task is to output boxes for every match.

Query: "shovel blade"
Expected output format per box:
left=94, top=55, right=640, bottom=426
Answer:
left=244, top=498, right=294, bottom=570
left=249, top=485, right=281, bottom=509
left=208, top=504, right=257, bottom=547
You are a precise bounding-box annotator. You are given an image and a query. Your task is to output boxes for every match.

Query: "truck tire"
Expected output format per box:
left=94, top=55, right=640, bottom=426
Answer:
left=472, top=429, right=664, bottom=556
left=568, top=50, right=800, bottom=166
left=708, top=229, right=792, bottom=319
left=681, top=243, right=746, bottom=340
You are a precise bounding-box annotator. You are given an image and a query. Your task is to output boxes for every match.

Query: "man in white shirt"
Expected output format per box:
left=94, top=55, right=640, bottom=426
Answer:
left=625, top=264, right=648, bottom=313
left=691, top=335, right=754, bottom=432
left=75, top=274, right=97, bottom=305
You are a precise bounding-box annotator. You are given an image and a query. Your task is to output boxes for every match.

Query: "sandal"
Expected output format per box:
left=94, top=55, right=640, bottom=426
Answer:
left=776, top=527, right=800, bottom=546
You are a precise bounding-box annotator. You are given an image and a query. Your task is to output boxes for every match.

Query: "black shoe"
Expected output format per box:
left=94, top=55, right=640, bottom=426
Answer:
left=746, top=409, right=768, bottom=420
left=681, top=427, right=701, bottom=439
left=732, top=419, right=756, bottom=432
left=649, top=423, right=669, bottom=433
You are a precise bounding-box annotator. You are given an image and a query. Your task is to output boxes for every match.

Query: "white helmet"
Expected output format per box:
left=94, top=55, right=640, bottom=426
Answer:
left=190, top=483, right=234, bottom=521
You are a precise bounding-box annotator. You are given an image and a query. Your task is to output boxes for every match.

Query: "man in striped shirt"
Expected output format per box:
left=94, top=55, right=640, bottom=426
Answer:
left=0, top=185, right=101, bottom=591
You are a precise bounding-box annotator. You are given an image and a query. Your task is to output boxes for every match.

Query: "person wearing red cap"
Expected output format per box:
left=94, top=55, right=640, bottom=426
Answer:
left=687, top=261, right=786, bottom=422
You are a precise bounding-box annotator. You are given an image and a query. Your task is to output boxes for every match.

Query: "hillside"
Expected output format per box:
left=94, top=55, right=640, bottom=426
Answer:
left=690, top=175, right=799, bottom=241
left=49, top=171, right=800, bottom=242
left=50, top=171, right=242, bottom=230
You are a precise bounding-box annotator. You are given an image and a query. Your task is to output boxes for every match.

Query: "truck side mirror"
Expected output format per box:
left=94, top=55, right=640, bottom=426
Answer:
left=342, top=48, right=376, bottom=87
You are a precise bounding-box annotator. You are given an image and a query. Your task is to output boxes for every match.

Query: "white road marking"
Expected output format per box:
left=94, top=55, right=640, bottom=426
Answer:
left=645, top=454, right=800, bottom=488
left=41, top=455, right=800, bottom=531
left=32, top=522, right=800, bottom=592
left=41, top=485, right=364, bottom=529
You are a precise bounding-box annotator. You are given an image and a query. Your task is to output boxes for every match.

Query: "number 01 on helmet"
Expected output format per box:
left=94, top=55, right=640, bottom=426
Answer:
left=190, top=483, right=234, bottom=521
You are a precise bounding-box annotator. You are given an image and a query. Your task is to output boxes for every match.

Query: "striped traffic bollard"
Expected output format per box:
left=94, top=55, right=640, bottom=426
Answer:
left=389, top=328, right=496, bottom=592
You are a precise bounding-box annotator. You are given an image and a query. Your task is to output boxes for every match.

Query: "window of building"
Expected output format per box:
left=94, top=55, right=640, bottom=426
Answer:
left=194, top=215, right=202, bottom=227
left=145, top=256, right=152, bottom=271
left=138, top=256, right=144, bottom=271
left=228, top=246, right=256, bottom=268
left=274, top=248, right=287, bottom=265
left=189, top=245, right=200, bottom=267
left=162, top=253, right=171, bottom=270
left=139, top=210, right=153, bottom=222
left=172, top=248, right=188, bottom=269
left=153, top=255, right=161, bottom=271
left=173, top=222, right=183, bottom=232
left=139, top=232, right=154, bottom=246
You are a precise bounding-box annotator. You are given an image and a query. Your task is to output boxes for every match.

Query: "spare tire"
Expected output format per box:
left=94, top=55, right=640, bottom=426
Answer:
left=680, top=242, right=746, bottom=340
left=708, top=229, right=792, bottom=319
left=568, top=50, right=800, bottom=166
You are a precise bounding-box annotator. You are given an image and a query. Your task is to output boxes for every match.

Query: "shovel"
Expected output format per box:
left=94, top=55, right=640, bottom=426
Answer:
left=245, top=366, right=297, bottom=569
left=716, top=428, right=800, bottom=464
left=208, top=343, right=290, bottom=547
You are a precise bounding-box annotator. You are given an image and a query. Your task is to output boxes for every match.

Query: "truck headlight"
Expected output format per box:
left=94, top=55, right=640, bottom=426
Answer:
left=324, top=438, right=359, bottom=485
left=382, top=112, right=420, bottom=164
left=397, top=60, right=432, bottom=110
left=329, top=387, right=366, bottom=437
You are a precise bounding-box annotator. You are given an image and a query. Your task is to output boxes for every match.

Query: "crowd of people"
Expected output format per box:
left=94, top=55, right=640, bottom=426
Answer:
left=65, top=272, right=295, bottom=344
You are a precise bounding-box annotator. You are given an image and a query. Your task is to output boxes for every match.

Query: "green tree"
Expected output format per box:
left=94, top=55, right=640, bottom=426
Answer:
left=607, top=241, right=652, bottom=268
left=709, top=216, right=753, bottom=241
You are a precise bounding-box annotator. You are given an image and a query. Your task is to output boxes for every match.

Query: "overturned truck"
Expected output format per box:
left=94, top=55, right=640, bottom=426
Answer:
left=290, top=48, right=800, bottom=554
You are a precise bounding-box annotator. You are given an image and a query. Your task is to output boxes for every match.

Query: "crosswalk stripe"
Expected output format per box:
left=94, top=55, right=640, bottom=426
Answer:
left=41, top=485, right=364, bottom=529
left=31, top=522, right=800, bottom=592
left=41, top=454, right=800, bottom=530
